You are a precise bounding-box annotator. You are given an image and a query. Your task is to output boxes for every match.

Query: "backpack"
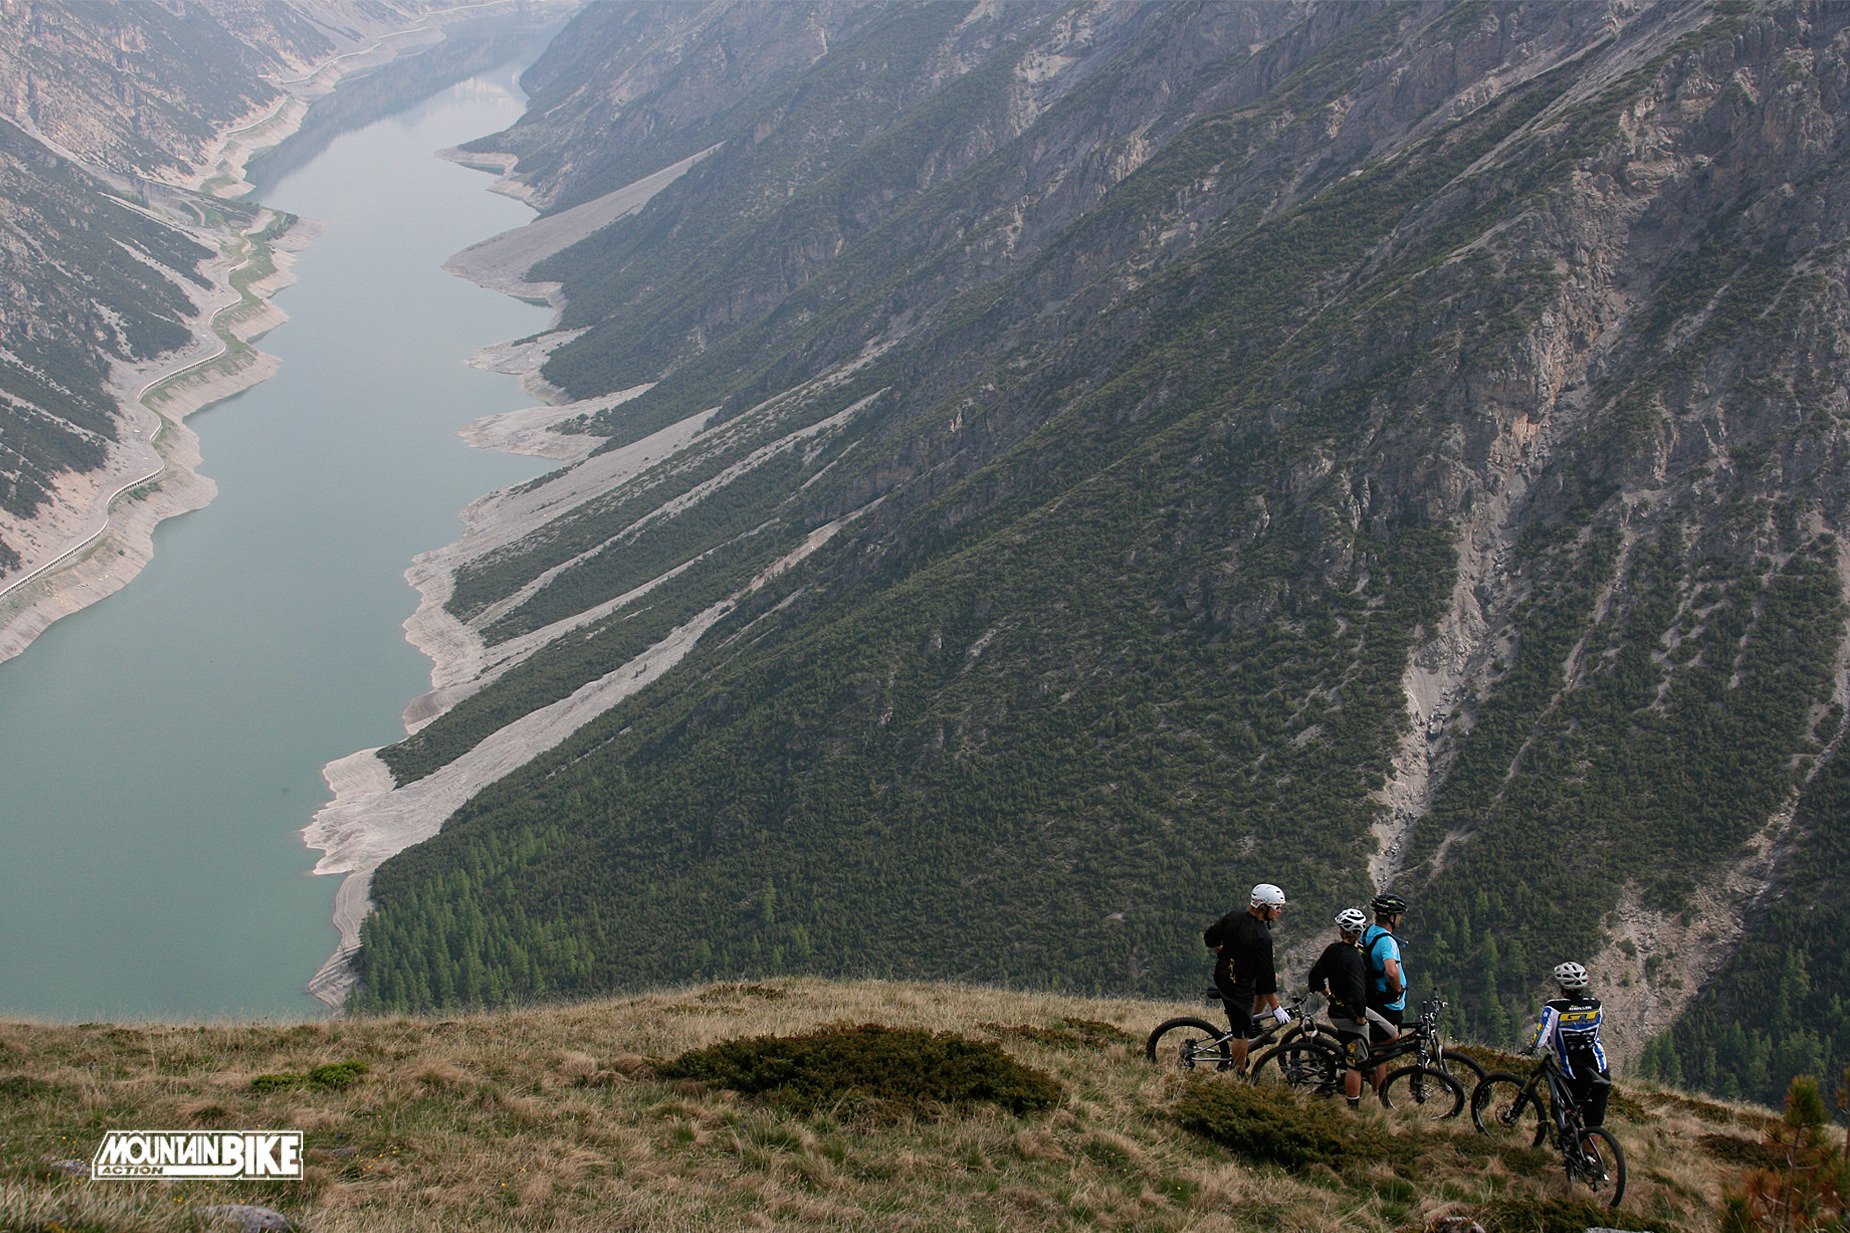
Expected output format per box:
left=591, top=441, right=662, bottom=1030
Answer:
left=1362, top=924, right=1399, bottom=994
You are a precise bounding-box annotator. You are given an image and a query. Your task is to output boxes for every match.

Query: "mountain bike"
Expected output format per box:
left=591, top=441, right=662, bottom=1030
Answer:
left=1415, top=998, right=1488, bottom=1089
left=1145, top=992, right=1314, bottom=1071
left=1251, top=998, right=1470, bottom=1120
left=1470, top=1052, right=1626, bottom=1208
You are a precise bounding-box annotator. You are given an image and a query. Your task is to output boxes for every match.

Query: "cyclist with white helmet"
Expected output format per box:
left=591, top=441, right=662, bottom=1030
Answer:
left=1202, top=883, right=1288, bottom=1073
left=1524, top=961, right=1613, bottom=1128
left=1307, top=907, right=1372, bottom=1108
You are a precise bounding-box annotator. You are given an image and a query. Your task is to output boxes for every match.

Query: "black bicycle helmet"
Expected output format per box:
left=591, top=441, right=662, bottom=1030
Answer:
left=1370, top=892, right=1408, bottom=916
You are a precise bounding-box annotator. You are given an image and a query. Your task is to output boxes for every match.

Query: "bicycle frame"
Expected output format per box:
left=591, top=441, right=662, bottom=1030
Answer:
left=1538, top=1054, right=1590, bottom=1147
left=1345, top=999, right=1445, bottom=1072
left=1216, top=992, right=1312, bottom=1048
left=1497, top=1052, right=1586, bottom=1146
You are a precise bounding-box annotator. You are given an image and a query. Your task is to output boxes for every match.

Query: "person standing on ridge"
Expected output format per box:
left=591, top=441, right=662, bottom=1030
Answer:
left=1203, top=883, right=1288, bottom=1074
left=1361, top=892, right=1408, bottom=1090
left=1523, top=960, right=1613, bottom=1130
left=1308, top=907, right=1372, bottom=1108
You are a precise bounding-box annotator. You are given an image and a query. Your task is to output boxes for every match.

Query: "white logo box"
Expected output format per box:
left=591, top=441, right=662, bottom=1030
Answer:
left=92, top=1131, right=304, bottom=1180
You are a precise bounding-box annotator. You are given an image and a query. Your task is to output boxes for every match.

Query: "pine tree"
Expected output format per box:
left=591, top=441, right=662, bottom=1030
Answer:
left=1724, top=1075, right=1847, bottom=1232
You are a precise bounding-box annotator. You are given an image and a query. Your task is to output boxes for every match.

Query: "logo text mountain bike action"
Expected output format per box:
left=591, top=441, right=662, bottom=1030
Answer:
left=91, top=1131, right=303, bottom=1180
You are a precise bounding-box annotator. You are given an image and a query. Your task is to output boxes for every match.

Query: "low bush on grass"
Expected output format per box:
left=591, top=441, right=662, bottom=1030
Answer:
left=978, top=1018, right=1136, bottom=1050
left=249, top=1060, right=369, bottom=1094
left=1172, top=1078, right=1387, bottom=1170
left=1698, top=1130, right=1791, bottom=1171
left=0, top=1076, right=58, bottom=1100
left=1473, top=1195, right=1668, bottom=1233
left=660, top=1024, right=1063, bottom=1117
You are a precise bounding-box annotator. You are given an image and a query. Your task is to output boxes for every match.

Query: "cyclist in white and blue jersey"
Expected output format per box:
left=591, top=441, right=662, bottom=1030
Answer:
left=1522, top=960, right=1613, bottom=1128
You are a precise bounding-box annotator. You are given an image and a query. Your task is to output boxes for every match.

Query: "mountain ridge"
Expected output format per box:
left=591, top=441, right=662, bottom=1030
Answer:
left=322, top=0, right=1850, bottom=1116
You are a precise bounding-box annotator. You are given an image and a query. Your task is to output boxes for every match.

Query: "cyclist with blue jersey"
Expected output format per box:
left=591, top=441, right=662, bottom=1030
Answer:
left=1523, top=961, right=1613, bottom=1128
left=1361, top=892, right=1407, bottom=1089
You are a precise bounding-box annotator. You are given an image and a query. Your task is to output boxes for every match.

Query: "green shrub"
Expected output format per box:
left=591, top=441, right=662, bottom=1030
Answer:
left=978, top=1018, right=1135, bottom=1050
left=1172, top=1078, right=1386, bottom=1170
left=0, top=1075, right=58, bottom=1100
left=250, top=1060, right=370, bottom=1094
left=661, top=1024, right=1062, bottom=1117
left=1698, top=1131, right=1791, bottom=1172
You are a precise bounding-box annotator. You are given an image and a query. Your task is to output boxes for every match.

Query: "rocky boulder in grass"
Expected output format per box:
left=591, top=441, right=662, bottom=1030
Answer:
left=661, top=1023, right=1062, bottom=1118
left=200, top=1205, right=292, bottom=1232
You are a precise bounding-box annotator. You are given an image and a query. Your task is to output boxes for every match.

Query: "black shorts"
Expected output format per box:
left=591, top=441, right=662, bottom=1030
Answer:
left=1215, top=977, right=1258, bottom=1038
left=1567, top=1069, right=1613, bottom=1129
left=1367, top=1006, right=1403, bottom=1045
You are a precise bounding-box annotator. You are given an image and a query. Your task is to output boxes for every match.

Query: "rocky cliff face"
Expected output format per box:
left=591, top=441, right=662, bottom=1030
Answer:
left=319, top=0, right=1845, bottom=1106
left=0, top=0, right=451, bottom=177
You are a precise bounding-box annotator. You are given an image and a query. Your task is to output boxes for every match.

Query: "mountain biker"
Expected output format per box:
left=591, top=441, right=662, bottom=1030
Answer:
left=1523, top=960, right=1612, bottom=1129
left=1307, top=907, right=1371, bottom=1108
left=1361, top=892, right=1407, bottom=1089
left=1203, top=883, right=1288, bottom=1073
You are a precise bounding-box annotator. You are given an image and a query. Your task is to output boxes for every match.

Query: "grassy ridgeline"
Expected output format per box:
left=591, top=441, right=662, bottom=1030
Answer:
left=1, top=978, right=1766, bottom=1232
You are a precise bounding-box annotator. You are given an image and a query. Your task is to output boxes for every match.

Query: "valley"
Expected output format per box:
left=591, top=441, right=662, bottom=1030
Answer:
left=0, top=0, right=1846, bottom=1131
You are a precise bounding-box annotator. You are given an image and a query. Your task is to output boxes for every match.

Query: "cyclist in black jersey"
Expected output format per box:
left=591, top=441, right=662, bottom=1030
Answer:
left=1307, top=907, right=1371, bottom=1108
left=1203, top=882, right=1288, bottom=1073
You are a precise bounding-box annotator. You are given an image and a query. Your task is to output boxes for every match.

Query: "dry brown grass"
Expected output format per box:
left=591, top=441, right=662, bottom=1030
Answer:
left=0, top=979, right=1749, bottom=1231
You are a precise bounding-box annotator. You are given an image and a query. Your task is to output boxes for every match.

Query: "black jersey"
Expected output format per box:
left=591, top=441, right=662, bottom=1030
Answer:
left=1307, top=939, right=1368, bottom=1021
left=1204, top=909, right=1277, bottom=995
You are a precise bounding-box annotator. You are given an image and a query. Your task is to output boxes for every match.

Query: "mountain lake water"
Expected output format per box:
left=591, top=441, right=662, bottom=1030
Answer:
left=0, top=43, right=556, bottom=1020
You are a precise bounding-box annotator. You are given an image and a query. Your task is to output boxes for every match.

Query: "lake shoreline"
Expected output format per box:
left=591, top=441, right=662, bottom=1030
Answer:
left=301, top=149, right=721, bottom=1010
left=0, top=1, right=536, bottom=669
left=0, top=212, right=313, bottom=666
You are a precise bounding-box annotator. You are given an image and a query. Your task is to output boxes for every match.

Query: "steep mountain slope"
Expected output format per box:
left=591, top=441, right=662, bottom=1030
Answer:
left=346, top=0, right=1850, bottom=1110
left=0, top=119, right=215, bottom=576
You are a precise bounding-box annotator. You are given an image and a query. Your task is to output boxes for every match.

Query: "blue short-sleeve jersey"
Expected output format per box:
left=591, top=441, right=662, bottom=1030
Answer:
left=1361, top=924, right=1406, bottom=1012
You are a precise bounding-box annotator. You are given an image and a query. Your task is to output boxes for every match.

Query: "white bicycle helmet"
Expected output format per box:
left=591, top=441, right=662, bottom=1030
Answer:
left=1251, top=883, right=1287, bottom=908
left=1553, top=961, right=1589, bottom=990
left=1335, top=907, right=1368, bottom=933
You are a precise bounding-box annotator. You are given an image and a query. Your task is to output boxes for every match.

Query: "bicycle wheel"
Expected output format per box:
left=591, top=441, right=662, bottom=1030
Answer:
left=1379, top=1065, right=1464, bottom=1120
left=1571, top=1127, right=1626, bottom=1208
left=1253, top=1040, right=1344, bottom=1095
left=1438, top=1050, right=1487, bottom=1088
left=1471, top=1073, right=1546, bottom=1146
left=1146, top=1017, right=1231, bottom=1071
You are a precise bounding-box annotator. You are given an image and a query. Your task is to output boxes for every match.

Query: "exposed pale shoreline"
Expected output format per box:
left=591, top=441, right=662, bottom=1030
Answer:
left=0, top=216, right=313, bottom=665
left=0, top=0, right=540, bottom=667
left=302, top=147, right=732, bottom=1008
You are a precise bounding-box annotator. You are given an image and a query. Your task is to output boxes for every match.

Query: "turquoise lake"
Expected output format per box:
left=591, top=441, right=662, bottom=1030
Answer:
left=0, top=46, right=554, bottom=1020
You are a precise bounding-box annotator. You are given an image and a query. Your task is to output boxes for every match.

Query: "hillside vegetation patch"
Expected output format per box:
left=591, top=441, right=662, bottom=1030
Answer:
left=248, top=1060, right=369, bottom=1094
left=1471, top=1194, right=1669, bottom=1233
left=1172, top=1078, right=1387, bottom=1171
left=661, top=1023, right=1062, bottom=1117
